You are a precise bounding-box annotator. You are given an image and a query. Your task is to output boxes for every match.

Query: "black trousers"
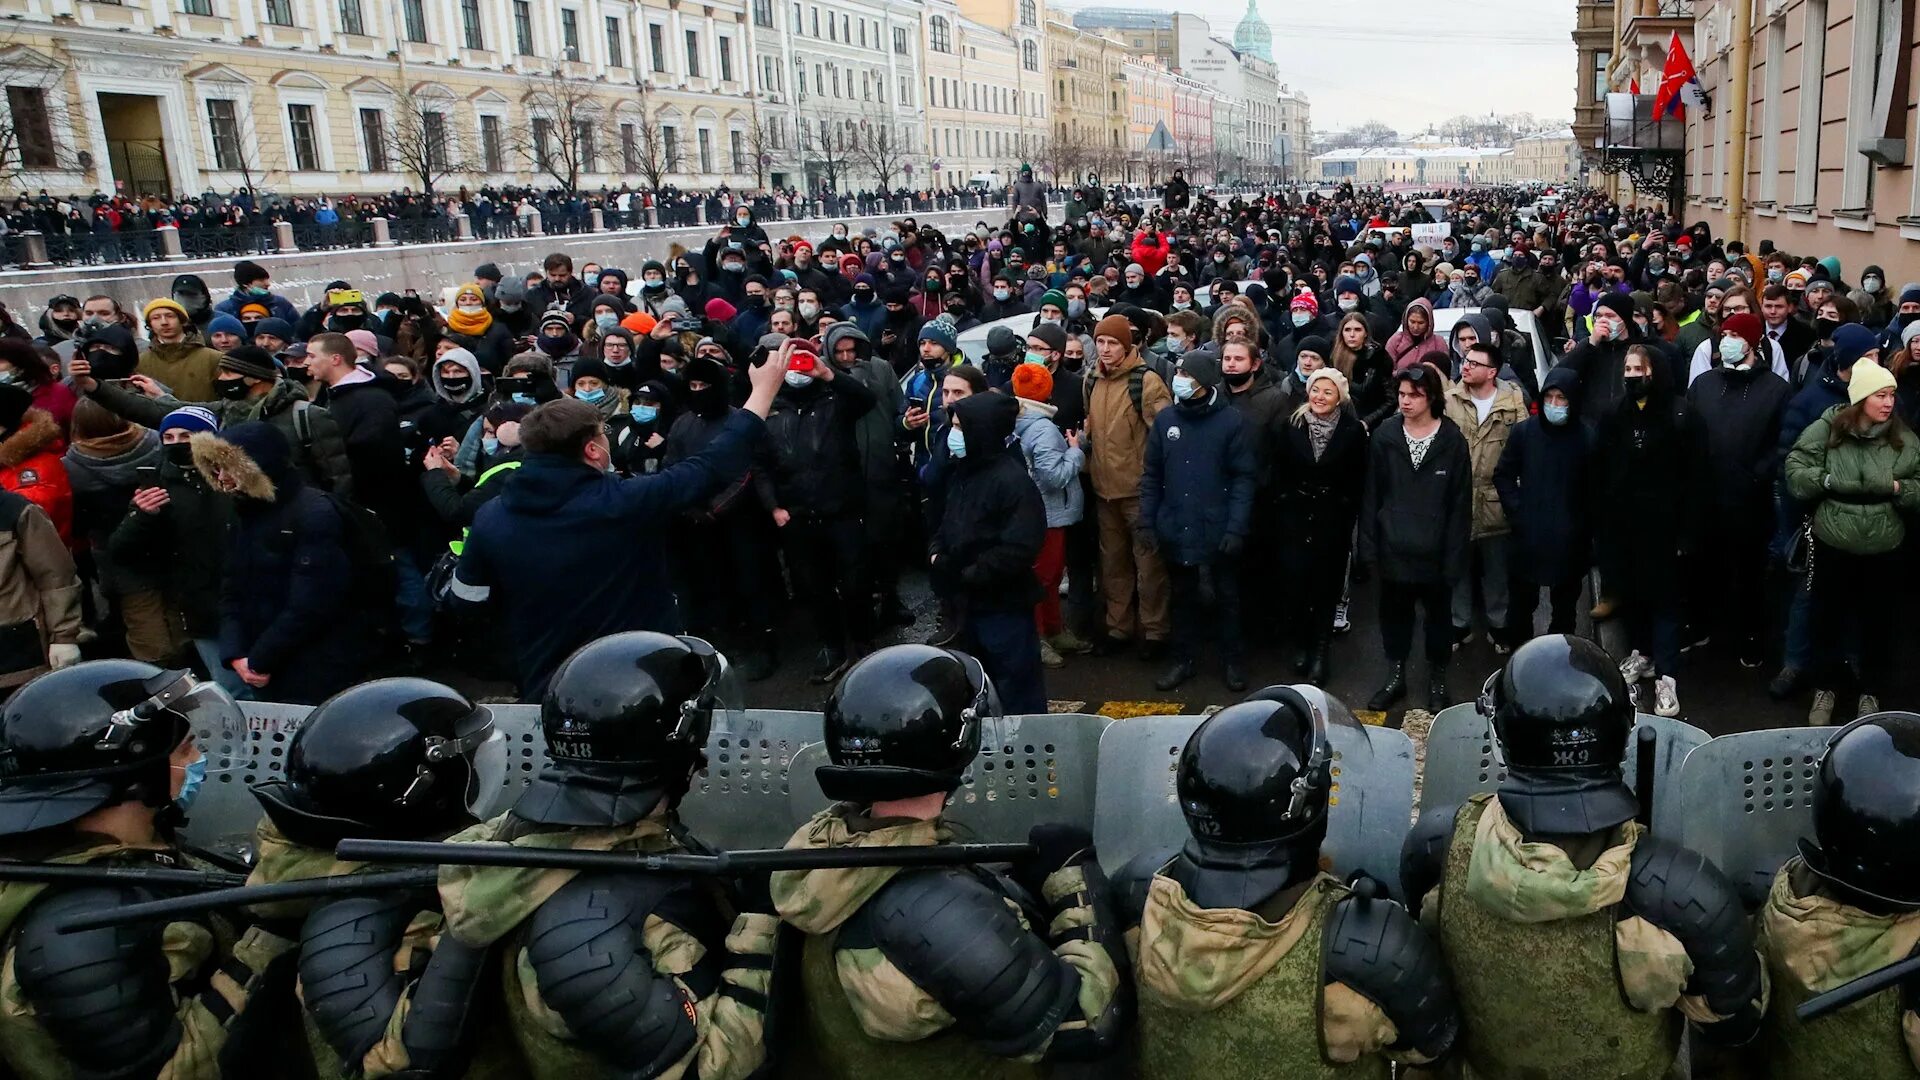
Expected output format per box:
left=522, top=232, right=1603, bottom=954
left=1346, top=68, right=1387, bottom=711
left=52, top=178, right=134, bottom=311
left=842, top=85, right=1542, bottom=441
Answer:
left=1690, top=498, right=1771, bottom=652
left=672, top=514, right=773, bottom=642
left=1509, top=575, right=1584, bottom=643
left=1378, top=579, right=1453, bottom=665
left=1168, top=559, right=1244, bottom=664
left=781, top=514, right=872, bottom=651
left=1809, top=540, right=1895, bottom=691
left=1290, top=552, right=1348, bottom=645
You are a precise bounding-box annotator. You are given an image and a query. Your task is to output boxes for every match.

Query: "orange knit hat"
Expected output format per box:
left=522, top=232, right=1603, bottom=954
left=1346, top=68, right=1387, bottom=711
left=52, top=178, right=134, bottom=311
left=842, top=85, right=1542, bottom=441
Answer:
left=1012, top=363, right=1053, bottom=402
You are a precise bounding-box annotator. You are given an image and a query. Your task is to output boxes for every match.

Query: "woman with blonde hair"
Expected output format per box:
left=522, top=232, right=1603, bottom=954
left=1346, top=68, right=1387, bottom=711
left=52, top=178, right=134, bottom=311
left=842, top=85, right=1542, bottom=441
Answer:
left=1272, top=367, right=1368, bottom=685
left=1330, top=310, right=1394, bottom=430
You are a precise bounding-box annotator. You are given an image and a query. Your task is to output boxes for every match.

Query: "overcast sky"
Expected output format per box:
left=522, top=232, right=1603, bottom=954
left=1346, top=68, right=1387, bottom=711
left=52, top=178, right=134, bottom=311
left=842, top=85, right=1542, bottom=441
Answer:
left=1056, top=0, right=1577, bottom=134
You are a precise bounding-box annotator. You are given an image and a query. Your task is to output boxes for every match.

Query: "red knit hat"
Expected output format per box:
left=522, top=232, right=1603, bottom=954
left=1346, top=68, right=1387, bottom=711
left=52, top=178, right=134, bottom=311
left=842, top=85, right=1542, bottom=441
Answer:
left=1290, top=289, right=1319, bottom=316
left=704, top=297, right=738, bottom=322
left=1013, top=363, right=1054, bottom=402
left=1720, top=311, right=1763, bottom=350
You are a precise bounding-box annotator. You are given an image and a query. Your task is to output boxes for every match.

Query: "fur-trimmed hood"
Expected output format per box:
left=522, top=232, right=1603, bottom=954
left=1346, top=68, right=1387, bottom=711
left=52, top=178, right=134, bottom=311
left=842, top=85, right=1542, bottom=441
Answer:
left=0, top=409, right=63, bottom=470
left=190, top=430, right=277, bottom=502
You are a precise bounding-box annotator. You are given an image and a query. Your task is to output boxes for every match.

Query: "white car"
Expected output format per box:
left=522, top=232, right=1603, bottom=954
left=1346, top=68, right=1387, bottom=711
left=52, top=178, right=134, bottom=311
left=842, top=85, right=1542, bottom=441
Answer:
left=1430, top=307, right=1557, bottom=392
left=954, top=309, right=1108, bottom=365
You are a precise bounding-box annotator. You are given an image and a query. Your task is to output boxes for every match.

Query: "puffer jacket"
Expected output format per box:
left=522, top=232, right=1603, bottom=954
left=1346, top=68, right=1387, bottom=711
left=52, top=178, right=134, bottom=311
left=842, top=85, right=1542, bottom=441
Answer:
left=1084, top=348, right=1172, bottom=500
left=0, top=493, right=78, bottom=689
left=1784, top=406, right=1920, bottom=555
left=758, top=370, right=876, bottom=518
left=1139, top=389, right=1256, bottom=567
left=0, top=409, right=72, bottom=546
left=935, top=393, right=1045, bottom=612
left=1442, top=378, right=1529, bottom=538
left=1013, top=398, right=1083, bottom=527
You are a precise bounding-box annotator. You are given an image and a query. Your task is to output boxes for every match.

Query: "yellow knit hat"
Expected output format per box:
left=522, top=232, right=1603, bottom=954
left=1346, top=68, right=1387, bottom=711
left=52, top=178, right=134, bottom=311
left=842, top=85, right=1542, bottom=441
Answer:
left=142, top=297, right=189, bottom=323
left=1848, top=357, right=1897, bottom=406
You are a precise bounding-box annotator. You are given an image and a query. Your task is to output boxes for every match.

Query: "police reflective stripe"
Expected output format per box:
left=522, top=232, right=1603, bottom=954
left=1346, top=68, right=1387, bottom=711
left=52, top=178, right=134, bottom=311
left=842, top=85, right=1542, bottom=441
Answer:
left=445, top=460, right=523, bottom=556
left=447, top=575, right=490, bottom=602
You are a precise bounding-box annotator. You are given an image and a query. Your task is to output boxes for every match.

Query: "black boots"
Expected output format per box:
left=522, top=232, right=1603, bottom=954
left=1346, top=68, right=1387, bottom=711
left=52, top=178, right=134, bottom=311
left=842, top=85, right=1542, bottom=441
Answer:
left=1429, top=663, right=1450, bottom=710
left=1223, top=660, right=1247, bottom=693
left=1303, top=634, right=1331, bottom=687
left=1368, top=663, right=1407, bottom=711
left=1155, top=659, right=1196, bottom=691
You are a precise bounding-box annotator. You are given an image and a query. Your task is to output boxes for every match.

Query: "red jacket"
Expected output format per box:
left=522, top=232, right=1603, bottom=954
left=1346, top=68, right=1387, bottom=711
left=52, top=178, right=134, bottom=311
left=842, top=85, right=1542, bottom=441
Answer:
left=0, top=409, right=72, bottom=547
left=1130, top=231, right=1171, bottom=276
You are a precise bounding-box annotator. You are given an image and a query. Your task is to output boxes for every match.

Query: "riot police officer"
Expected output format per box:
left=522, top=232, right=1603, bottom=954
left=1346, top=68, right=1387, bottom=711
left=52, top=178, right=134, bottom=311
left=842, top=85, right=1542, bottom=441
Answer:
left=1124, top=685, right=1458, bottom=1078
left=431, top=631, right=776, bottom=1080
left=249, top=677, right=504, bottom=1078
left=1402, top=634, right=1765, bottom=1079
left=770, top=643, right=1127, bottom=1077
left=0, top=661, right=290, bottom=1080
left=1758, top=711, right=1920, bottom=1078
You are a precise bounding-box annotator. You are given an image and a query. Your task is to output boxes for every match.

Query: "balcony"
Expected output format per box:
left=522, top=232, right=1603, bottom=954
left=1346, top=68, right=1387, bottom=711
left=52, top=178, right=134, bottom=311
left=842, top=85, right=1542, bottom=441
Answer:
left=1621, top=0, right=1694, bottom=72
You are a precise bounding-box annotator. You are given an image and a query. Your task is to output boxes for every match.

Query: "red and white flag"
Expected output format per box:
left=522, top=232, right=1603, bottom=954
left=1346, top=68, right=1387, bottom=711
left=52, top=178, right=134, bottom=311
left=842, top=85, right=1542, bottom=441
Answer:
left=1652, top=31, right=1707, bottom=118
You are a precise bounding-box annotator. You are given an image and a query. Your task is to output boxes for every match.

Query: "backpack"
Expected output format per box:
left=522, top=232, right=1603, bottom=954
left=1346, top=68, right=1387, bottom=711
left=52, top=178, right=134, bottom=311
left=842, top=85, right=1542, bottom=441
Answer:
left=1083, top=363, right=1150, bottom=427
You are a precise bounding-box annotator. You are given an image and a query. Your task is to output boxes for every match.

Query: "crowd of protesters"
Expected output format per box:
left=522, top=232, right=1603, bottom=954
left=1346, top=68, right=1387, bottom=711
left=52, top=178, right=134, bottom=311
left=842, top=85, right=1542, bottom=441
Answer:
left=0, top=172, right=1909, bottom=728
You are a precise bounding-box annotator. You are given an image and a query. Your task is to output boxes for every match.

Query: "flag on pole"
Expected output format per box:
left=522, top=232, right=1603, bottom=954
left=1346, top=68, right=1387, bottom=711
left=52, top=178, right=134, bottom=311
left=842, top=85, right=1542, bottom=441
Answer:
left=1652, top=31, right=1706, bottom=118
left=1630, top=77, right=1640, bottom=95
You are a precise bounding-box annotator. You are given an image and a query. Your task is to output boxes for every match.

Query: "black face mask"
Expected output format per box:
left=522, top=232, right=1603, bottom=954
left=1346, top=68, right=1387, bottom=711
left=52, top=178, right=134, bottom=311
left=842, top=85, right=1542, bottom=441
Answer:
left=689, top=383, right=728, bottom=419
left=1623, top=374, right=1650, bottom=400
left=1899, top=312, right=1920, bottom=330
left=213, top=376, right=251, bottom=401
left=163, top=441, right=195, bottom=468
left=745, top=295, right=769, bottom=311
left=440, top=376, right=473, bottom=397
left=1223, top=369, right=1254, bottom=389
left=1815, top=318, right=1840, bottom=340
left=326, top=314, right=364, bottom=333
left=50, top=316, right=78, bottom=333
left=285, top=366, right=313, bottom=384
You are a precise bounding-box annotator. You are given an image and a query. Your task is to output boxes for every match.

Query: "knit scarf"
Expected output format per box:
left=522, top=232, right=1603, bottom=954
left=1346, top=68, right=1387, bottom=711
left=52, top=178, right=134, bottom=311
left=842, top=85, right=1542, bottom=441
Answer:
left=446, top=306, right=493, bottom=336
left=1304, top=411, right=1338, bottom=461
left=72, top=423, right=148, bottom=460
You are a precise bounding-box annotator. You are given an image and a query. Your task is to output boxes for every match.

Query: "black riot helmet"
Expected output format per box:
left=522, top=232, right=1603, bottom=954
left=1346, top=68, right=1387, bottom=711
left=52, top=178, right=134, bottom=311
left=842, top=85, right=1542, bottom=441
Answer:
left=516, top=632, right=730, bottom=827
left=816, top=645, right=994, bottom=803
left=253, top=678, right=500, bottom=848
left=1479, top=634, right=1638, bottom=835
left=0, top=662, right=229, bottom=836
left=1169, top=684, right=1347, bottom=909
left=1800, top=712, right=1920, bottom=911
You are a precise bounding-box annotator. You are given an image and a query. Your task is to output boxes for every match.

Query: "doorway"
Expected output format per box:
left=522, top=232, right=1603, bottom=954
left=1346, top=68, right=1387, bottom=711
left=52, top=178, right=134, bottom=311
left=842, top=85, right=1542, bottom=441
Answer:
left=97, top=93, right=172, bottom=197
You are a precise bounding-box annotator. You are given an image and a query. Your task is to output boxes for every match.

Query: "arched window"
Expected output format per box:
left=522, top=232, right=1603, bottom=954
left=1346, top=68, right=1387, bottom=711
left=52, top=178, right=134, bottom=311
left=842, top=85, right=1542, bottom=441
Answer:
left=1019, top=0, right=1036, bottom=27
left=929, top=16, right=950, bottom=53
left=1021, top=39, right=1038, bottom=71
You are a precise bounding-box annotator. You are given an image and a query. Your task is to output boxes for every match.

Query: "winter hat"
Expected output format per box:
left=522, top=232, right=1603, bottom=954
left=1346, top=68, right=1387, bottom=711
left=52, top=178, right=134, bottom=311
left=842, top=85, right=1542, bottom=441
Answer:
left=1028, top=323, right=1068, bottom=353
left=1124, top=263, right=1145, bottom=278
left=570, top=356, right=610, bottom=386
left=159, top=405, right=219, bottom=436
left=1294, top=335, right=1332, bottom=361
left=839, top=254, right=863, bottom=275
left=0, top=383, right=31, bottom=433
left=232, top=260, right=269, bottom=288
left=1831, top=323, right=1881, bottom=373
left=1899, top=285, right=1920, bottom=307
left=621, top=310, right=658, bottom=335
left=1177, top=350, right=1222, bottom=391
left=1848, top=356, right=1897, bottom=405
left=854, top=273, right=877, bottom=289
left=474, top=262, right=502, bottom=284
left=1290, top=291, right=1319, bottom=316
left=1039, top=289, right=1069, bottom=312
left=346, top=329, right=380, bottom=359
left=985, top=326, right=1022, bottom=358
left=659, top=296, right=693, bottom=321
left=539, top=309, right=575, bottom=334
left=1012, top=364, right=1053, bottom=403
left=142, top=297, right=189, bottom=324
left=703, top=298, right=738, bottom=322
left=207, top=314, right=246, bottom=340
left=1594, top=292, right=1638, bottom=326
left=218, top=345, right=279, bottom=382
left=757, top=333, right=789, bottom=354
left=917, top=321, right=957, bottom=353
left=495, top=278, right=529, bottom=305
left=1784, top=268, right=1812, bottom=289
left=1719, top=312, right=1763, bottom=352
left=1094, top=313, right=1134, bottom=344
left=1707, top=277, right=1738, bottom=295
left=239, top=302, right=271, bottom=322
left=1304, top=368, right=1350, bottom=404
left=252, top=317, right=293, bottom=343
left=1332, top=275, right=1363, bottom=296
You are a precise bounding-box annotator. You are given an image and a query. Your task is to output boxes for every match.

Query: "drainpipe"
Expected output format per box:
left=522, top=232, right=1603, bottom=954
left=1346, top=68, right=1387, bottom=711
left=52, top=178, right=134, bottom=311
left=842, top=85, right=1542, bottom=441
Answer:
left=1724, top=0, right=1752, bottom=245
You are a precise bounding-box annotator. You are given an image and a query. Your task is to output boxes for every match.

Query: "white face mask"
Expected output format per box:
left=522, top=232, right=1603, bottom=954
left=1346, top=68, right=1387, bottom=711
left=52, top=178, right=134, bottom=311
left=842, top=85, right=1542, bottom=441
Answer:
left=456, top=303, right=485, bottom=315
left=784, top=370, right=813, bottom=388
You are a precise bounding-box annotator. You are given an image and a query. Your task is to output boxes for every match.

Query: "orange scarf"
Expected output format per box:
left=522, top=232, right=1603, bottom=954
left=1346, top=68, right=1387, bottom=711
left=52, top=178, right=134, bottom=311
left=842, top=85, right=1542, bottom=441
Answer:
left=447, top=306, right=492, bottom=336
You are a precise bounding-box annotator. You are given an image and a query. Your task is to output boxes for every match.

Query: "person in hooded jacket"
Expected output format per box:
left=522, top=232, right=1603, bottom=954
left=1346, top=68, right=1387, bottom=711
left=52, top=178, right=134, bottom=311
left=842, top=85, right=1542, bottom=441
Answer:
left=443, top=281, right=516, bottom=373
left=608, top=379, right=674, bottom=477
left=1386, top=297, right=1450, bottom=374
left=168, top=272, right=217, bottom=335
left=1140, top=350, right=1257, bottom=694
left=825, top=321, right=911, bottom=628
left=935, top=391, right=1048, bottom=714
left=1495, top=366, right=1594, bottom=643
left=62, top=397, right=169, bottom=661
left=428, top=345, right=489, bottom=426
left=1558, top=292, right=1644, bottom=425
left=1685, top=311, right=1790, bottom=669
left=196, top=421, right=370, bottom=704
left=213, top=259, right=301, bottom=324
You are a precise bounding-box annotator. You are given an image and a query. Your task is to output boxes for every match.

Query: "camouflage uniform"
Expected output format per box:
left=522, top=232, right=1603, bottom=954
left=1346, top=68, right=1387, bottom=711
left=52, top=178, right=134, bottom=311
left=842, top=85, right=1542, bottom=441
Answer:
left=771, top=806, right=1124, bottom=1078
left=436, top=809, right=775, bottom=1080
left=1758, top=857, right=1920, bottom=1079
left=1424, top=794, right=1764, bottom=1080
left=0, top=837, right=294, bottom=1080
left=1128, top=870, right=1434, bottom=1078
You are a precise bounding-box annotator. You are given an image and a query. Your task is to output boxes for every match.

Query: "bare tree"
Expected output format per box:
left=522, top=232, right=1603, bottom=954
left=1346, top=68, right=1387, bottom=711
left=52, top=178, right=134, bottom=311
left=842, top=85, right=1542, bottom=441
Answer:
left=0, top=45, right=78, bottom=187
left=386, top=96, right=474, bottom=199
left=744, top=106, right=781, bottom=192
left=1354, top=121, right=1399, bottom=148
left=511, top=69, right=607, bottom=194
left=627, top=108, right=681, bottom=192
left=849, top=118, right=912, bottom=192
left=800, top=107, right=853, bottom=192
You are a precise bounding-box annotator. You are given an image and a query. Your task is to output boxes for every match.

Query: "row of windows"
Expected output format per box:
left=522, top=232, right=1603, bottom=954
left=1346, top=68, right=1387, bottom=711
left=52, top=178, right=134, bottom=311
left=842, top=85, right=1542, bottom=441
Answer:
left=790, top=60, right=904, bottom=105
left=780, top=2, right=908, bottom=54
left=929, top=125, right=1037, bottom=161
left=926, top=18, right=1037, bottom=70
left=924, top=76, right=1039, bottom=117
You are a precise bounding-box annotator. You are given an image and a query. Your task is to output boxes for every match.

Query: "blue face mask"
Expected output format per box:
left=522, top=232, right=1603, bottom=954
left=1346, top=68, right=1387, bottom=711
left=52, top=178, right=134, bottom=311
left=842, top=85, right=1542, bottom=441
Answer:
left=946, top=426, right=967, bottom=458
left=631, top=403, right=659, bottom=423
left=175, top=754, right=207, bottom=812
left=511, top=392, right=536, bottom=406
left=1171, top=374, right=1199, bottom=400
left=595, top=312, right=618, bottom=331
left=576, top=387, right=607, bottom=404
left=583, top=272, right=601, bottom=287
left=1543, top=402, right=1570, bottom=426
left=483, top=436, right=501, bottom=455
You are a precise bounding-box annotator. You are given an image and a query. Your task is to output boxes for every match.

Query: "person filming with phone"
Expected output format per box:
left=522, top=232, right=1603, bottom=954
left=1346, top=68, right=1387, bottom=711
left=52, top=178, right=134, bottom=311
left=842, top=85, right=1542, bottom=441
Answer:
left=450, top=336, right=792, bottom=701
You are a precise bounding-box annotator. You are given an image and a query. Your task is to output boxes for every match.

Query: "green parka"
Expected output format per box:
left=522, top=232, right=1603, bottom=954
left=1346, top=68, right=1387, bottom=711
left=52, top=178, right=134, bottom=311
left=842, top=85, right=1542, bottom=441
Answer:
left=1784, top=406, right=1920, bottom=555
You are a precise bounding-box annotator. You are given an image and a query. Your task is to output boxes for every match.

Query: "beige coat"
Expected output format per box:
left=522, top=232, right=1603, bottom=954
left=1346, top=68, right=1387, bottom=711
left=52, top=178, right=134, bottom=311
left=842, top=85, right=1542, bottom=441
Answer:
left=1084, top=348, right=1172, bottom=501
left=0, top=496, right=80, bottom=688
left=1443, top=378, right=1528, bottom=539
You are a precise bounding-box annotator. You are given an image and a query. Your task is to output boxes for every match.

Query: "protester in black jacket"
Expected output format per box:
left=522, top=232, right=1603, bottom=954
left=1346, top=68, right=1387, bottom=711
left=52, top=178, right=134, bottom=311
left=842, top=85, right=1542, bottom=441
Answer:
left=1272, top=368, right=1368, bottom=686
left=758, top=341, right=877, bottom=683
left=1494, top=366, right=1593, bottom=645
left=936, top=391, right=1047, bottom=714
left=1358, top=364, right=1471, bottom=711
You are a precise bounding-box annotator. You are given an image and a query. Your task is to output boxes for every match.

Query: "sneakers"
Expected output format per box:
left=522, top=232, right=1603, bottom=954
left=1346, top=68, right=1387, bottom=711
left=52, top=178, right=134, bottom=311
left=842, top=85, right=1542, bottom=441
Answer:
left=1618, top=650, right=1654, bottom=684
left=1333, top=600, right=1351, bottom=634
left=1038, top=639, right=1065, bottom=669
left=1768, top=666, right=1807, bottom=700
left=1654, top=675, right=1680, bottom=718
left=1680, top=627, right=1711, bottom=654
left=1808, top=689, right=1837, bottom=726
left=1050, top=629, right=1094, bottom=655
left=1449, top=625, right=1471, bottom=653
left=1857, top=693, right=1880, bottom=719
left=1489, top=628, right=1512, bottom=656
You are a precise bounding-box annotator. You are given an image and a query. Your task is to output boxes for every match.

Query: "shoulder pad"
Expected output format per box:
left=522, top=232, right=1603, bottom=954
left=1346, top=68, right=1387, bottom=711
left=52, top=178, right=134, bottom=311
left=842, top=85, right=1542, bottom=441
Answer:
left=1399, top=804, right=1457, bottom=916
left=862, top=867, right=1081, bottom=1059
left=1110, top=847, right=1177, bottom=932
left=299, top=891, right=418, bottom=1067
left=1624, top=835, right=1765, bottom=1042
left=1323, top=892, right=1458, bottom=1062
left=13, top=885, right=184, bottom=1078
left=523, top=872, right=697, bottom=1072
